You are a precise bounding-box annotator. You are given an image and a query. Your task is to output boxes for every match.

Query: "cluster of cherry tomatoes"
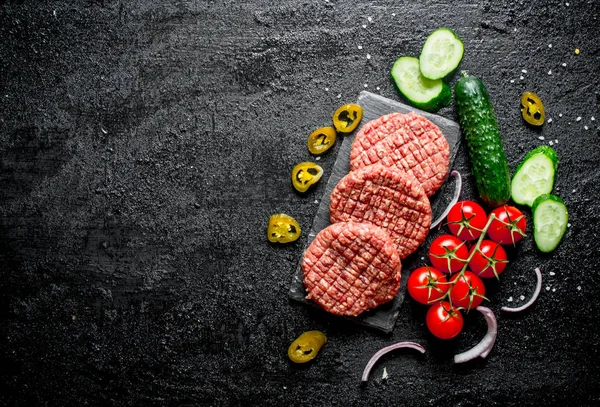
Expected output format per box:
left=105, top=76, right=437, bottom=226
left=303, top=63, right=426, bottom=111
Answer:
left=407, top=201, right=527, bottom=340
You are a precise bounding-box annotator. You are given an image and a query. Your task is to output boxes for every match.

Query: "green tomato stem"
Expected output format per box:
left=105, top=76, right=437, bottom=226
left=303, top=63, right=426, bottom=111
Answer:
left=444, top=214, right=499, bottom=307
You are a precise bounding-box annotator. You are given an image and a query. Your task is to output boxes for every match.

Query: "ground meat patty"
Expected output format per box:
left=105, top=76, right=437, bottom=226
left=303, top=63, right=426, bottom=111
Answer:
left=330, top=163, right=431, bottom=258
left=302, top=221, right=401, bottom=316
left=350, top=112, right=411, bottom=162
left=349, top=112, right=450, bottom=197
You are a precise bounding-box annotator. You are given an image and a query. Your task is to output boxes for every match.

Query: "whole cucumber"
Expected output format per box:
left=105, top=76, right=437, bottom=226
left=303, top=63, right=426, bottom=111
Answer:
left=454, top=73, right=511, bottom=207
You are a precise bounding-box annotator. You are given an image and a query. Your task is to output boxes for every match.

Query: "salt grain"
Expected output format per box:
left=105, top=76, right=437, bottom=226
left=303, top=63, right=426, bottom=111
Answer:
left=522, top=69, right=527, bottom=73
left=367, top=16, right=373, bottom=22
left=554, top=139, right=558, bottom=144
left=376, top=86, right=380, bottom=90
left=566, top=2, right=570, bottom=6
left=520, top=295, right=525, bottom=301
left=362, top=24, right=367, bottom=29
left=510, top=79, right=515, bottom=83
left=325, top=87, right=329, bottom=91
left=366, top=54, right=371, bottom=59
left=507, top=297, right=513, bottom=302
left=576, top=116, right=582, bottom=122
left=519, top=76, right=524, bottom=80
left=337, top=94, right=342, bottom=99
left=358, top=45, right=363, bottom=50
left=315, top=156, right=321, bottom=161
left=577, top=286, right=582, bottom=291
left=552, top=288, right=557, bottom=292
left=548, top=70, right=552, bottom=75
left=562, top=63, right=567, bottom=67
left=548, top=118, right=553, bottom=123
left=314, top=200, right=319, bottom=204
left=559, top=113, right=563, bottom=117
left=567, top=223, right=572, bottom=228
left=538, top=136, right=545, bottom=140
left=392, top=13, right=396, bottom=17
left=548, top=44, right=553, bottom=48
left=550, top=272, right=556, bottom=276
left=546, top=286, right=551, bottom=291
left=584, top=126, right=589, bottom=130
left=364, top=83, right=368, bottom=88
left=549, top=140, right=554, bottom=146
left=592, top=117, right=596, bottom=121
left=572, top=189, right=576, bottom=193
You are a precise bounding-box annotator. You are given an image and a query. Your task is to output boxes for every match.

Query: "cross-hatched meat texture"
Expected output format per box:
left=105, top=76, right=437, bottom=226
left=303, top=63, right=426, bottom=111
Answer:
left=330, top=163, right=431, bottom=258
left=349, top=112, right=450, bottom=196
left=302, top=221, right=402, bottom=316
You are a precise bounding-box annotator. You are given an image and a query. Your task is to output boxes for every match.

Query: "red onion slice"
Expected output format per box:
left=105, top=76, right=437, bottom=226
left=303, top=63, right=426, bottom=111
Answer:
left=430, top=170, right=462, bottom=229
left=361, top=342, right=426, bottom=382
left=501, top=267, right=542, bottom=313
left=454, top=306, right=497, bottom=364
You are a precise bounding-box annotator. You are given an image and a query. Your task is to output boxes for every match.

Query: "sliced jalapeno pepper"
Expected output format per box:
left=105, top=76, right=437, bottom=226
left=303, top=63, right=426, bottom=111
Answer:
left=288, top=330, right=327, bottom=363
left=267, top=213, right=301, bottom=244
left=332, top=103, right=363, bottom=133
left=291, top=162, right=323, bottom=193
left=307, top=126, right=337, bottom=155
left=521, top=91, right=545, bottom=126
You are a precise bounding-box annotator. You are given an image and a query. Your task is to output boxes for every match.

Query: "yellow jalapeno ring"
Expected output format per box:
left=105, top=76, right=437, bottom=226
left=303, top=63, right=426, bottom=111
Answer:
left=332, top=103, right=363, bottom=133
left=520, top=91, right=545, bottom=126
left=307, top=126, right=337, bottom=155
left=287, top=330, right=327, bottom=363
left=267, top=213, right=301, bottom=244
left=291, top=162, right=324, bottom=193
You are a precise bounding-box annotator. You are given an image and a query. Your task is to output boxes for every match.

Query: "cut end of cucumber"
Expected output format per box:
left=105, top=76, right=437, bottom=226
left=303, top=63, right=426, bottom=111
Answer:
left=391, top=56, right=451, bottom=112
left=532, top=194, right=568, bottom=253
left=511, top=154, right=556, bottom=206
left=419, top=28, right=464, bottom=80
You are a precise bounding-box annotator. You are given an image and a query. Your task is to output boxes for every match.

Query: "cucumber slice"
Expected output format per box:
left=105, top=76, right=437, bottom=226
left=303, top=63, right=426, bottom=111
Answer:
left=511, top=146, right=558, bottom=206
left=419, top=28, right=464, bottom=80
left=390, top=56, right=451, bottom=112
left=532, top=194, right=568, bottom=253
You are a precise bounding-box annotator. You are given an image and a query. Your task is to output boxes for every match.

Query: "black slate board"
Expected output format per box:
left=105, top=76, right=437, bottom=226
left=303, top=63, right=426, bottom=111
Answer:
left=289, top=91, right=462, bottom=333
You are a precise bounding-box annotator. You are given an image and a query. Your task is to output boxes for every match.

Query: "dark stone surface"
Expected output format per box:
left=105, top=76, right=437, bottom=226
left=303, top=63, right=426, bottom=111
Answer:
left=1, top=0, right=599, bottom=405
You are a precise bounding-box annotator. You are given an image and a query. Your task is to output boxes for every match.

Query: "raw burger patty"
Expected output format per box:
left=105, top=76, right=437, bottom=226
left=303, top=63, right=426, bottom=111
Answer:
left=302, top=221, right=401, bottom=316
left=330, top=163, right=431, bottom=258
left=349, top=112, right=450, bottom=197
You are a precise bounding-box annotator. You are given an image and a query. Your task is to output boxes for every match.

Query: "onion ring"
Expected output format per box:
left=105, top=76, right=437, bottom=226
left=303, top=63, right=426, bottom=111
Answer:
left=454, top=306, right=497, bottom=363
left=430, top=170, right=462, bottom=229
left=361, top=342, right=426, bottom=382
left=501, top=267, right=543, bottom=313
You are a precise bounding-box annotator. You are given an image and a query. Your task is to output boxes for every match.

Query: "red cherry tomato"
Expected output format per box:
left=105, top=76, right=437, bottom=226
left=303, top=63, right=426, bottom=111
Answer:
left=469, top=240, right=508, bottom=279
left=426, top=301, right=464, bottom=340
left=407, top=266, right=449, bottom=305
left=428, top=235, right=469, bottom=274
left=449, top=271, right=486, bottom=310
left=488, top=205, right=526, bottom=245
left=446, top=200, right=488, bottom=241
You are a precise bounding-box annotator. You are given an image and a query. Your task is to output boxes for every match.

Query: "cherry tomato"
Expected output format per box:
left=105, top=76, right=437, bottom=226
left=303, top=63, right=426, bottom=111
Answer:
left=488, top=205, right=527, bottom=245
left=407, top=266, right=449, bottom=305
left=446, top=200, right=488, bottom=241
left=469, top=240, right=508, bottom=279
left=449, top=271, right=486, bottom=310
left=428, top=235, right=469, bottom=274
left=426, top=301, right=464, bottom=340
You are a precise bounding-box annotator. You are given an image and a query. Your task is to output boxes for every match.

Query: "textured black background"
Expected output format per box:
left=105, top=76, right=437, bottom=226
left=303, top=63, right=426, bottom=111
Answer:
left=1, top=1, right=599, bottom=406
